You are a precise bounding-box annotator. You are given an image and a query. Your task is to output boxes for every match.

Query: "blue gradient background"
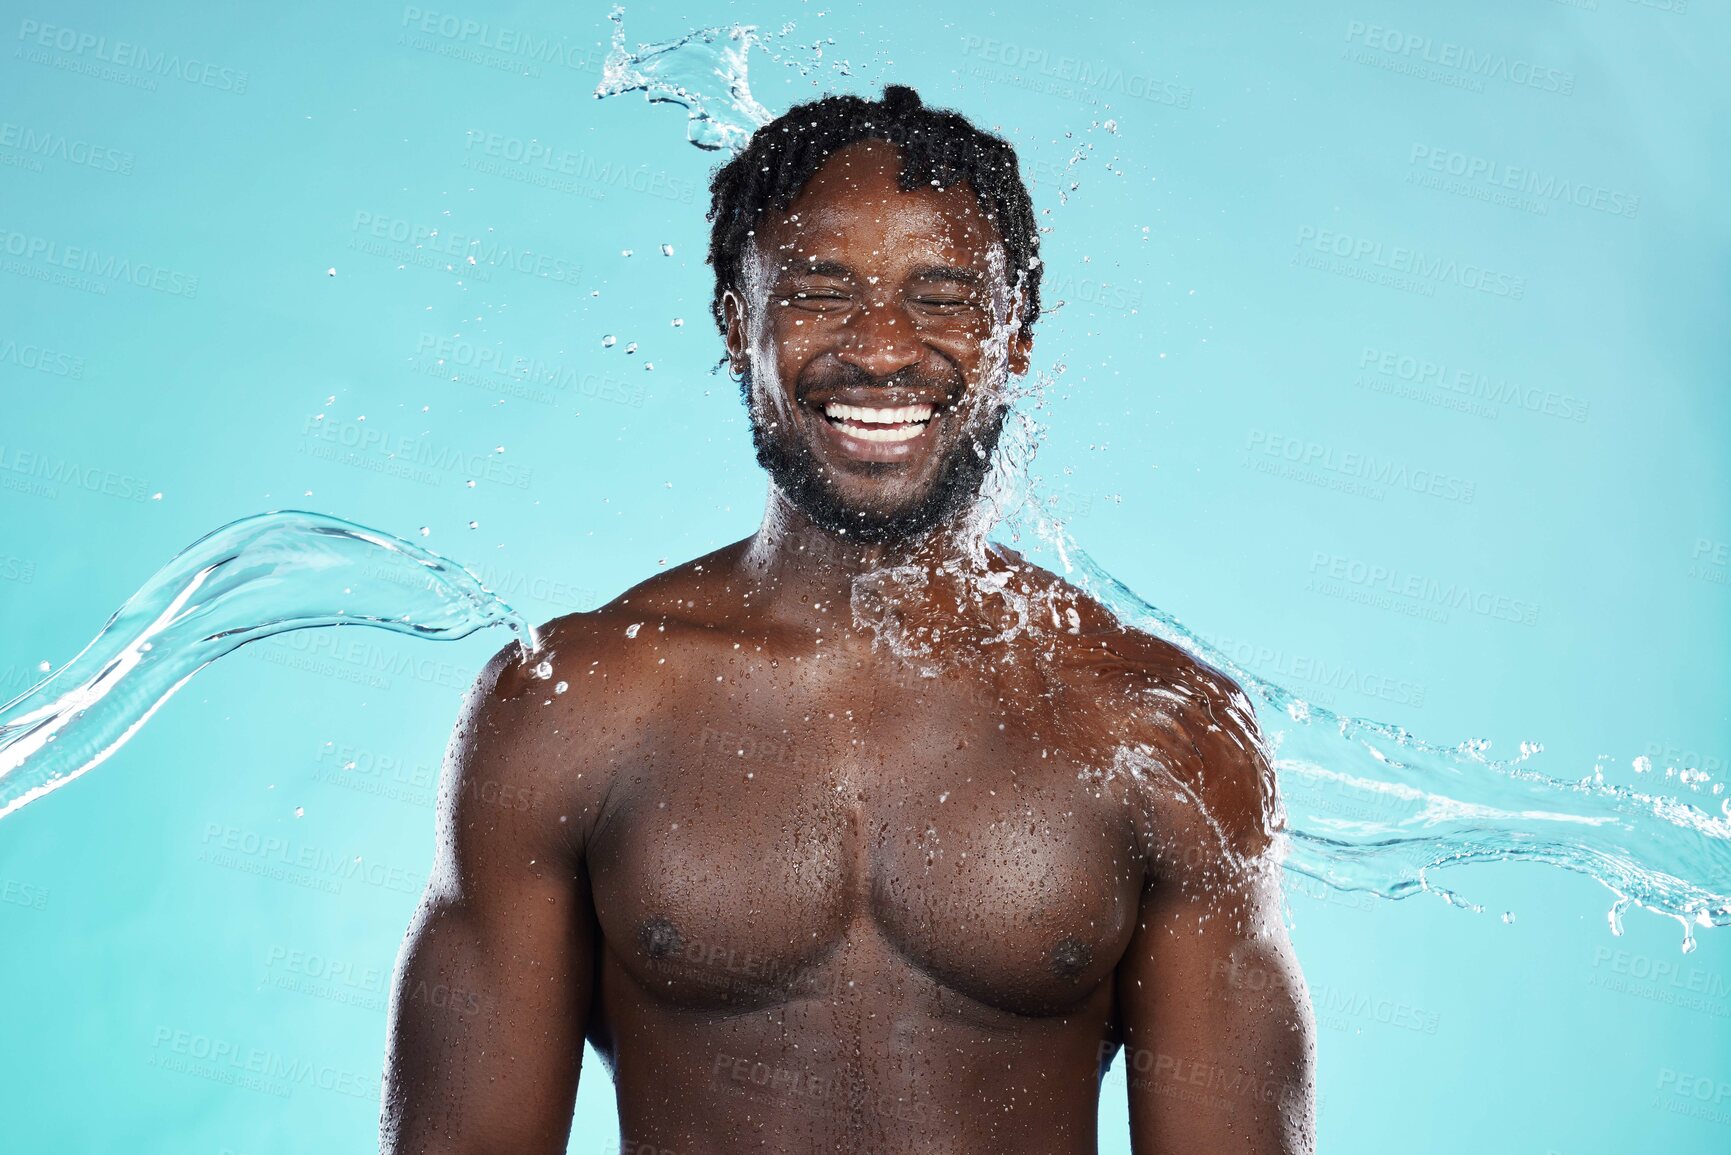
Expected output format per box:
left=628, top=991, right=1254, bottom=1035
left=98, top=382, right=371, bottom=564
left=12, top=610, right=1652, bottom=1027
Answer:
left=2, top=2, right=1728, bottom=1152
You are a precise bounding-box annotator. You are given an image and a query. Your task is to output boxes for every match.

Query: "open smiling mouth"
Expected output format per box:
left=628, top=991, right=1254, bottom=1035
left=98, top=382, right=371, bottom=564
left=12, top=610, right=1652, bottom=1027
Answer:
left=820, top=401, right=936, bottom=443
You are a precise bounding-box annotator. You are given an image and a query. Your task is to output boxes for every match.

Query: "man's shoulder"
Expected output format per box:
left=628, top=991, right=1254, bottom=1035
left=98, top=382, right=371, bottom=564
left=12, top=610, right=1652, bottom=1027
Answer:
left=445, top=561, right=742, bottom=850
left=996, top=548, right=1242, bottom=705
left=539, top=539, right=751, bottom=649
left=1004, top=553, right=1276, bottom=852
left=478, top=539, right=755, bottom=716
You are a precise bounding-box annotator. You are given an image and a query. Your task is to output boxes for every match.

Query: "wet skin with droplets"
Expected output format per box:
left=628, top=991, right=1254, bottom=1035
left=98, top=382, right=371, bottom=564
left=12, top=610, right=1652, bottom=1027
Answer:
left=382, top=137, right=1310, bottom=1155
left=382, top=539, right=1312, bottom=1155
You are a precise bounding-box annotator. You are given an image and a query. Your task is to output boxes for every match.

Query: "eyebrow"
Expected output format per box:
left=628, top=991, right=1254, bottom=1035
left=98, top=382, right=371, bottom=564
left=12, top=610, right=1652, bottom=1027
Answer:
left=772, top=260, right=985, bottom=287
left=778, top=259, right=852, bottom=280
left=910, top=264, right=984, bottom=286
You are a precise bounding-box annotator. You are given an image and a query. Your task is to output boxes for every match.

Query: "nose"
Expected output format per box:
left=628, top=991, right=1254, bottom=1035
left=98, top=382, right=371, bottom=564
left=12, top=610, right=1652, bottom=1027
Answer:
left=833, top=297, right=922, bottom=379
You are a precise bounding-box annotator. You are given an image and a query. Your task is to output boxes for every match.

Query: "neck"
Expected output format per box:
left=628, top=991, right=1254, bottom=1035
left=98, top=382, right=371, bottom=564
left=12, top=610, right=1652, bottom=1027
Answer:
left=738, top=490, right=990, bottom=635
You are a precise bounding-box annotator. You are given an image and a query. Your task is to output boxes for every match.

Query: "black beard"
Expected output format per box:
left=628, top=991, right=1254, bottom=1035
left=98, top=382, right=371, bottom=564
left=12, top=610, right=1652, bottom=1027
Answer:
left=740, top=365, right=1009, bottom=547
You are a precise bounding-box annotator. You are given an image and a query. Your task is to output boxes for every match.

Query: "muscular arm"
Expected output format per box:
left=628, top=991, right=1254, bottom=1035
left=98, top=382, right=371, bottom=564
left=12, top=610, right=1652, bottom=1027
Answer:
left=1112, top=660, right=1316, bottom=1155
left=380, top=640, right=600, bottom=1155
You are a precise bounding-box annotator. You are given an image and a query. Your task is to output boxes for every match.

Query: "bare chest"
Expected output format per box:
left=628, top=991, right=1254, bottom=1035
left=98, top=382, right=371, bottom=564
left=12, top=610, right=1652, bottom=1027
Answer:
left=587, top=657, right=1145, bottom=1018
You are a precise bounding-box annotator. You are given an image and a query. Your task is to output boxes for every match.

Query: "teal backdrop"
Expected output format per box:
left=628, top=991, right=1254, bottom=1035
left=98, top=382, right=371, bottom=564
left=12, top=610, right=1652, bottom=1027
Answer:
left=2, top=1, right=1727, bottom=1152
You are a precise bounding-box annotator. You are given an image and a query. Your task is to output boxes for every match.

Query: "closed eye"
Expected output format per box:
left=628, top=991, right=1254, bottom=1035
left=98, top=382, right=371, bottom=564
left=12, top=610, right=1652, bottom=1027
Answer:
left=780, top=290, right=852, bottom=312
left=912, top=296, right=980, bottom=315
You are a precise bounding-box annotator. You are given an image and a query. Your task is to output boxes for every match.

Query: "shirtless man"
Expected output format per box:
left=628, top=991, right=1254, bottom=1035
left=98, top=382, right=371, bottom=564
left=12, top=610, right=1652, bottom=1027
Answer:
left=380, top=85, right=1315, bottom=1154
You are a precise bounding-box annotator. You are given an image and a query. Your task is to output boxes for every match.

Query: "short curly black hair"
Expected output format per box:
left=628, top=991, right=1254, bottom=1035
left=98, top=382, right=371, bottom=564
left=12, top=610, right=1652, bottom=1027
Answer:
left=705, top=83, right=1042, bottom=343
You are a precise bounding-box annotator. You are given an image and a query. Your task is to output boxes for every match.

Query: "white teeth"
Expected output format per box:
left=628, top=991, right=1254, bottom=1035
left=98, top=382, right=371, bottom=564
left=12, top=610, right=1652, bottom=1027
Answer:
left=845, top=423, right=924, bottom=442
left=822, top=402, right=935, bottom=425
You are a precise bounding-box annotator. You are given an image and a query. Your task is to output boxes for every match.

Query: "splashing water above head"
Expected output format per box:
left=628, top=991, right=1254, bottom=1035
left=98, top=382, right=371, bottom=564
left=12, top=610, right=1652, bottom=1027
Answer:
left=593, top=5, right=775, bottom=152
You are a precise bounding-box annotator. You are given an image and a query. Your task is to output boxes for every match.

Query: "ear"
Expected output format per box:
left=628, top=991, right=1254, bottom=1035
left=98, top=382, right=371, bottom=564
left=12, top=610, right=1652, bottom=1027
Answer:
left=721, top=287, right=749, bottom=375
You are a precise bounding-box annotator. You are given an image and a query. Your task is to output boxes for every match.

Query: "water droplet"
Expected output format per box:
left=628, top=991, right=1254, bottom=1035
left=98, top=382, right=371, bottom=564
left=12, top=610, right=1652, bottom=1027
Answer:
left=660, top=243, right=674, bottom=256
left=554, top=681, right=568, bottom=694
left=532, top=659, right=553, bottom=679
left=625, top=622, right=643, bottom=638
left=602, top=335, right=617, bottom=347
left=294, top=806, right=305, bottom=818
left=1607, top=896, right=1630, bottom=936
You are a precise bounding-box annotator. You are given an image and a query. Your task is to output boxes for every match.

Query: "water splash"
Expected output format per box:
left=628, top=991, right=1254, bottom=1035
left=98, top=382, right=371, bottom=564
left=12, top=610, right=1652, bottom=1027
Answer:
left=593, top=7, right=859, bottom=152
left=849, top=360, right=1731, bottom=947
left=2, top=14, right=1723, bottom=956
left=1055, top=531, right=1731, bottom=949
left=0, top=512, right=531, bottom=821
left=594, top=6, right=774, bottom=152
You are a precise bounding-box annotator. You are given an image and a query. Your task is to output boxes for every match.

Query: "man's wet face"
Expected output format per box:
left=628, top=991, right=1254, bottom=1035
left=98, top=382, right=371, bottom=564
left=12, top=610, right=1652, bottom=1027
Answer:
left=725, top=139, right=1031, bottom=545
